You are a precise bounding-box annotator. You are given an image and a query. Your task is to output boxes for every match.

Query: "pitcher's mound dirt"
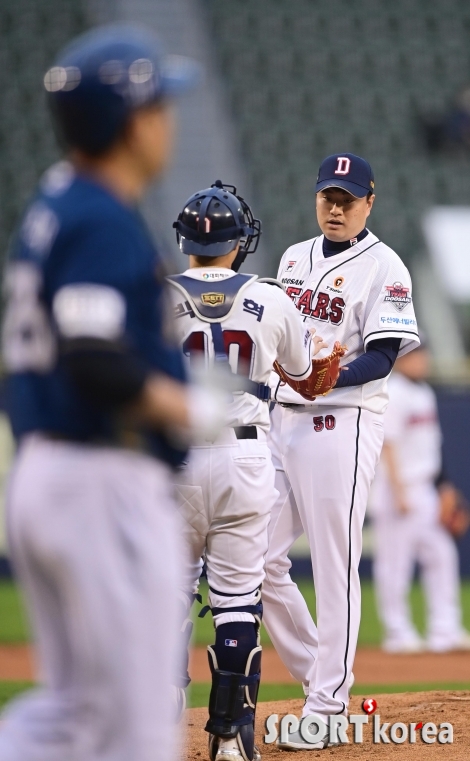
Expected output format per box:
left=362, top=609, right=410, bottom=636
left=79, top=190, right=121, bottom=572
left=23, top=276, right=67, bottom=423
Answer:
left=185, top=691, right=470, bottom=760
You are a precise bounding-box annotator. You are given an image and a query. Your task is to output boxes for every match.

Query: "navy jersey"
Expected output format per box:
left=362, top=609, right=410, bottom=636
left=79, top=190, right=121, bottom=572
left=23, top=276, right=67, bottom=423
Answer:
left=2, top=161, right=186, bottom=466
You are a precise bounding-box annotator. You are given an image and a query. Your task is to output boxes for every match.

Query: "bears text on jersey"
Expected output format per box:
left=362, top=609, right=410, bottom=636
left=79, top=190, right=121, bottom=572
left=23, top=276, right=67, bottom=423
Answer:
left=286, top=286, right=345, bottom=325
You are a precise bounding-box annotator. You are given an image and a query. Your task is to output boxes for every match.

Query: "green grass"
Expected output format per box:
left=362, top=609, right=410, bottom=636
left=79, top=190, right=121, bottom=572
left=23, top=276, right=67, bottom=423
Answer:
left=2, top=679, right=469, bottom=712
left=194, top=578, right=470, bottom=648
left=0, top=681, right=34, bottom=709
left=187, top=681, right=470, bottom=708
left=351, top=682, right=470, bottom=695
left=2, top=576, right=470, bottom=648
left=0, top=582, right=30, bottom=643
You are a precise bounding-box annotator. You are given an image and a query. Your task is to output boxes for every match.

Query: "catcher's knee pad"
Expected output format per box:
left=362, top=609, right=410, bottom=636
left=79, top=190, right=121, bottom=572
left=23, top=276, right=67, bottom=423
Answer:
left=205, top=621, right=262, bottom=761
left=200, top=583, right=263, bottom=625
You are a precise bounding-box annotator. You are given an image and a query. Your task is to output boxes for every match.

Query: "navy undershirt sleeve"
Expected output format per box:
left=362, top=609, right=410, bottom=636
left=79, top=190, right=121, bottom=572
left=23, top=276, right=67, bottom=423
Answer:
left=334, top=337, right=401, bottom=388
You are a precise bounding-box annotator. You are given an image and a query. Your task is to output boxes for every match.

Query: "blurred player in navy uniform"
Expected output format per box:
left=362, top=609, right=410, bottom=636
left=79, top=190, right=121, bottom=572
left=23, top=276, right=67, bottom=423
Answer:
left=0, top=24, right=223, bottom=761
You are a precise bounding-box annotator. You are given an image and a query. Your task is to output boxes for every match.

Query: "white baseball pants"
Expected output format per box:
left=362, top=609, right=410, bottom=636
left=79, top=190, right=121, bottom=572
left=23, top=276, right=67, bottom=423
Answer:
left=263, top=404, right=384, bottom=717
left=372, top=483, right=464, bottom=650
left=0, top=435, right=182, bottom=761
left=173, top=428, right=278, bottom=625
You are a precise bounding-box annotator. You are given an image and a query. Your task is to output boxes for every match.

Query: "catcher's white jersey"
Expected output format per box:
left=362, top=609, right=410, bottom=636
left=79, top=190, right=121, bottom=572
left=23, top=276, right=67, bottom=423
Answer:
left=272, top=231, right=420, bottom=413
left=169, top=267, right=313, bottom=431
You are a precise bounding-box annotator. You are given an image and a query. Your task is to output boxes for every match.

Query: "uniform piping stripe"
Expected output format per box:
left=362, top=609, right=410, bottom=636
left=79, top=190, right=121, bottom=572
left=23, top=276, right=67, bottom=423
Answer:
left=310, top=240, right=380, bottom=303
left=273, top=376, right=281, bottom=401
left=308, top=237, right=318, bottom=274
left=364, top=328, right=419, bottom=341
left=332, top=406, right=362, bottom=710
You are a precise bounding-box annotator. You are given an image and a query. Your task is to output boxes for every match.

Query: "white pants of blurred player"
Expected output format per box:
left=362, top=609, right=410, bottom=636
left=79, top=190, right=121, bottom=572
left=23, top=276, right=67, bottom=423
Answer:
left=173, top=428, right=277, bottom=626
left=371, top=480, right=465, bottom=652
left=0, top=434, right=182, bottom=761
left=262, top=403, right=384, bottom=718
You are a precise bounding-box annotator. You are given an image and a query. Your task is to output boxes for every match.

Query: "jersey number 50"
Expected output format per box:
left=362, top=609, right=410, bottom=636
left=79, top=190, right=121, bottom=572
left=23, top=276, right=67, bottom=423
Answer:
left=183, top=330, right=254, bottom=377
left=313, top=415, right=336, bottom=432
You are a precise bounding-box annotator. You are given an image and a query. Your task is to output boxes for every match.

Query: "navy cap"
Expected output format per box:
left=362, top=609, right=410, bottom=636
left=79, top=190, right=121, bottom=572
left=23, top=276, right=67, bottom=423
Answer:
left=44, top=23, right=200, bottom=154
left=315, top=153, right=375, bottom=198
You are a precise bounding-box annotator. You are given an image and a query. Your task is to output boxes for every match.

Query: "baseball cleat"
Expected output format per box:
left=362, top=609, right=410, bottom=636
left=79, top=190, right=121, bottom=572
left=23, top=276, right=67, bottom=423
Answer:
left=214, top=738, right=243, bottom=760
left=382, top=637, right=425, bottom=654
left=276, top=727, right=336, bottom=751
left=209, top=735, right=261, bottom=761
left=427, top=631, right=470, bottom=652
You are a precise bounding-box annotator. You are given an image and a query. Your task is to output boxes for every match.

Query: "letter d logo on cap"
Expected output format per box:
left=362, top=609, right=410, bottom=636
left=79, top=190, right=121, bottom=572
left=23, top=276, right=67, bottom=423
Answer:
left=335, top=157, right=351, bottom=175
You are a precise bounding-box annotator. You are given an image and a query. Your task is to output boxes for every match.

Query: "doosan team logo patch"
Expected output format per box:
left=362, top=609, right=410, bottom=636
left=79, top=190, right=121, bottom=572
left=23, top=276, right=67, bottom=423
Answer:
left=286, top=261, right=296, bottom=272
left=384, top=282, right=411, bottom=312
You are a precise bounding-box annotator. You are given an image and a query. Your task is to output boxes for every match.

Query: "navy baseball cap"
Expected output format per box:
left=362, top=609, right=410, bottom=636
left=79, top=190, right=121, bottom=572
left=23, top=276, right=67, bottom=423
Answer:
left=315, top=153, right=375, bottom=198
left=45, top=24, right=200, bottom=154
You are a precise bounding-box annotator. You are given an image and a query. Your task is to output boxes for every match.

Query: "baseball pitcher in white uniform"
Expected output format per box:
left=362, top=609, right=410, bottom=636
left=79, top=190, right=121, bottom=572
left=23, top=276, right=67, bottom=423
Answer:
left=369, top=342, right=470, bottom=653
left=167, top=181, right=337, bottom=761
left=262, top=153, right=420, bottom=750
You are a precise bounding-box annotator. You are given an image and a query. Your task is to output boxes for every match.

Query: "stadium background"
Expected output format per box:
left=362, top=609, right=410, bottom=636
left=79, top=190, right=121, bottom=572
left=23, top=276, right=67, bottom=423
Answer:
left=1, top=0, right=470, bottom=714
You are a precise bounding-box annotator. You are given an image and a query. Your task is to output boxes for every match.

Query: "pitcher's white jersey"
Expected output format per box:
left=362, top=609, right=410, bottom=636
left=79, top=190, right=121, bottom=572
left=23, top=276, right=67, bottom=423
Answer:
left=169, top=267, right=314, bottom=431
left=272, top=231, right=420, bottom=413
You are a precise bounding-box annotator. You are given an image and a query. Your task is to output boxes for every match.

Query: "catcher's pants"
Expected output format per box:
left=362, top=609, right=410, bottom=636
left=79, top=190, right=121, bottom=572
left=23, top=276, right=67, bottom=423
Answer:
left=371, top=483, right=464, bottom=650
left=173, top=427, right=278, bottom=625
left=0, top=434, right=182, bottom=761
left=263, top=404, right=384, bottom=718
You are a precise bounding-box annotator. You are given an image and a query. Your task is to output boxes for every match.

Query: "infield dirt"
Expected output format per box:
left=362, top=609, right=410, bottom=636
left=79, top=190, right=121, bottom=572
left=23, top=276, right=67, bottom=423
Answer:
left=185, top=692, right=470, bottom=760
left=1, top=644, right=470, bottom=757
left=2, top=644, right=470, bottom=685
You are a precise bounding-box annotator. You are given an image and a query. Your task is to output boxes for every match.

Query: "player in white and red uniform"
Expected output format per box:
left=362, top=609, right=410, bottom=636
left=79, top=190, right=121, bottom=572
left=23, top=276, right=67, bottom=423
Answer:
left=369, top=343, right=470, bottom=653
left=167, top=181, right=326, bottom=761
left=261, top=154, right=420, bottom=750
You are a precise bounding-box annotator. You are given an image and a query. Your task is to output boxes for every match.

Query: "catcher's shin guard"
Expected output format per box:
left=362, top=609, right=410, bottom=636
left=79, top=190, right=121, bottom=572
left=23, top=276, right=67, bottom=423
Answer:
left=205, top=626, right=262, bottom=761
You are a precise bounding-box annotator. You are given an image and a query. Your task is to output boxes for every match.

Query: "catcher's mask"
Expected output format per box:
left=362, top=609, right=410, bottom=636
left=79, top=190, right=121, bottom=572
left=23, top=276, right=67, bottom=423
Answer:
left=173, top=180, right=261, bottom=272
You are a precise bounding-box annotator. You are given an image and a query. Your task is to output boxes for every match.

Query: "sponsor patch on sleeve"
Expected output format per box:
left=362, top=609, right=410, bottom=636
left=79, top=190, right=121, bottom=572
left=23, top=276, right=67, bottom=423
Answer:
left=379, top=312, right=417, bottom=329
left=383, top=282, right=412, bottom=311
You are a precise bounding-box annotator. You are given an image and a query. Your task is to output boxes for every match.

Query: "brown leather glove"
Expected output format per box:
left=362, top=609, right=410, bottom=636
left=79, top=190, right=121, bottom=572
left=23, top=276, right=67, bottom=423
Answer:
left=439, top=483, right=470, bottom=539
left=273, top=341, right=347, bottom=401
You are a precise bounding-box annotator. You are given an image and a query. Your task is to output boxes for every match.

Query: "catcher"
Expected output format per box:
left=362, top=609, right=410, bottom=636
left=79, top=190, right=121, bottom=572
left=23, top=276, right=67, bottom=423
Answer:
left=167, top=180, right=342, bottom=761
left=370, top=340, right=470, bottom=653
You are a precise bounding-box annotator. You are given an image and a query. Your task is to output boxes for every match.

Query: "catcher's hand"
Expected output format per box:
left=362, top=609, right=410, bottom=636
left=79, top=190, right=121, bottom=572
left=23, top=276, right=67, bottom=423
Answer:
left=439, top=483, right=470, bottom=539
left=274, top=341, right=347, bottom=401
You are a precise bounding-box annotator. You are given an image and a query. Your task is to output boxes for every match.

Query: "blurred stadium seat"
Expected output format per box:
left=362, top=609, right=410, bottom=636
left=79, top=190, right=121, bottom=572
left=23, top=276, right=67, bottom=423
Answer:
left=204, top=0, right=470, bottom=263
left=0, top=0, right=90, bottom=260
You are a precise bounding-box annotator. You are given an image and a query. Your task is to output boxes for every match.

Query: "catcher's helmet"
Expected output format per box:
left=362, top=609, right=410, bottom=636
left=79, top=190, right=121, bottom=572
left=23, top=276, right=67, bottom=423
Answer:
left=44, top=23, right=198, bottom=155
left=173, top=180, right=261, bottom=271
